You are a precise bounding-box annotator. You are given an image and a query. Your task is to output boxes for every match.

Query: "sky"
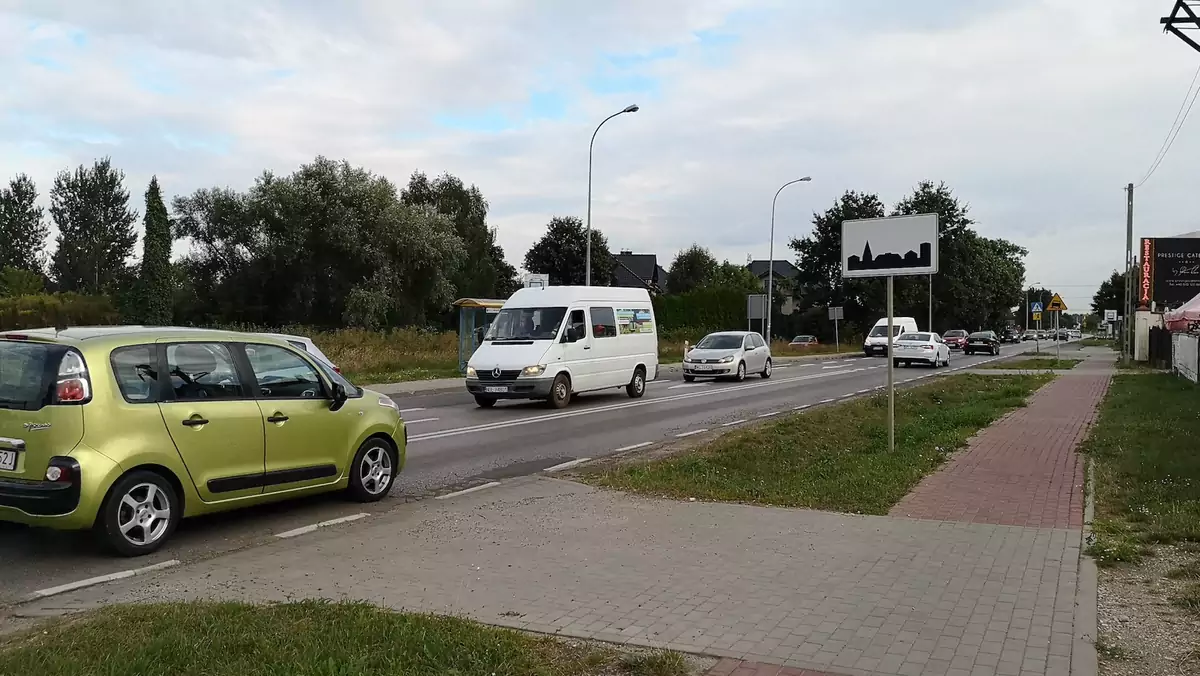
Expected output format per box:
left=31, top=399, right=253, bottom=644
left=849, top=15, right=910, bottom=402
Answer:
left=2, top=0, right=1199, bottom=311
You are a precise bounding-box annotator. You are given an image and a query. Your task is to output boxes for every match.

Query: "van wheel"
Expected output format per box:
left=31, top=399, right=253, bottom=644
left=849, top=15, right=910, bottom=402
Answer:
left=474, top=396, right=497, bottom=408
left=761, top=359, right=772, bottom=379
left=548, top=374, right=572, bottom=409
left=626, top=367, right=646, bottom=398
left=95, top=470, right=180, bottom=557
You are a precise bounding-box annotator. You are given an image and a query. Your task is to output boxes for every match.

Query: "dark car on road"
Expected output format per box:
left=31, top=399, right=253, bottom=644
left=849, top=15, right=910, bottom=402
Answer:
left=943, top=329, right=968, bottom=350
left=963, top=330, right=1001, bottom=356
left=1000, top=327, right=1020, bottom=344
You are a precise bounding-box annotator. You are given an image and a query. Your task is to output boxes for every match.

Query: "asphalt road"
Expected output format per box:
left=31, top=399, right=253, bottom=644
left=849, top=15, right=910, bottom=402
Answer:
left=0, top=341, right=1065, bottom=606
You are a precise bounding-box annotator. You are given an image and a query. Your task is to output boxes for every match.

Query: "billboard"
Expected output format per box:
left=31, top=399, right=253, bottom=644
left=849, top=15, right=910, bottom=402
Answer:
left=1143, top=237, right=1200, bottom=307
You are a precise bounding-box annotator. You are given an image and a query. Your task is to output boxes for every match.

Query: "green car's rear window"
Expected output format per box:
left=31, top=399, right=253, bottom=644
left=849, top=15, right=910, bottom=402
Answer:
left=0, top=340, right=57, bottom=411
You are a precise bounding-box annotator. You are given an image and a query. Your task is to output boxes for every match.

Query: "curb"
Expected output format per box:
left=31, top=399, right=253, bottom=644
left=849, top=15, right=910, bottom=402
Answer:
left=1073, top=457, right=1099, bottom=676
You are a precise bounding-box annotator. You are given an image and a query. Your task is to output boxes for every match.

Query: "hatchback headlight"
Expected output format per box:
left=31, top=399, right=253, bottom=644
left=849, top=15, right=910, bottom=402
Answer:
left=719, top=355, right=734, bottom=363
left=522, top=365, right=546, bottom=376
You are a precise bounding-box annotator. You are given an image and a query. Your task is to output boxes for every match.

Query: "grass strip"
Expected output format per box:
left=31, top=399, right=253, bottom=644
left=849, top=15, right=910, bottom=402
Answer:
left=980, top=357, right=1081, bottom=370
left=1081, top=373, right=1200, bottom=566
left=0, top=600, right=691, bottom=676
left=584, top=373, right=1052, bottom=514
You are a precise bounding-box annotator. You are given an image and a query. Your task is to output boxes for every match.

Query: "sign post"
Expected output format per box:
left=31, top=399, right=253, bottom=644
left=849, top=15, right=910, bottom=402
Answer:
left=842, top=213, right=939, bottom=455
left=1047, top=293, right=1068, bottom=360
left=747, top=294, right=768, bottom=335
left=828, top=306, right=844, bottom=353
left=1031, top=301, right=1044, bottom=351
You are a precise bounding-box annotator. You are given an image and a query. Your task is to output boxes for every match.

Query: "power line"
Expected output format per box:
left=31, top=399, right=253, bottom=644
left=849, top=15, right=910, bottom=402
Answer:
left=1137, top=63, right=1200, bottom=188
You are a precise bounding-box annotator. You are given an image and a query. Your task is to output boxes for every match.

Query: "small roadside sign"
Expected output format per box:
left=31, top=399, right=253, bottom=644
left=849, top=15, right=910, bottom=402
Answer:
left=827, top=306, right=844, bottom=321
left=1032, top=312, right=1042, bottom=322
left=1046, top=293, right=1067, bottom=312
left=1031, top=301, right=1043, bottom=313
left=1104, top=309, right=1118, bottom=322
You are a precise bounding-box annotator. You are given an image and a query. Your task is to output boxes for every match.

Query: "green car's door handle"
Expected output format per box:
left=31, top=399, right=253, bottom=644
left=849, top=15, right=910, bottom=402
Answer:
left=267, top=414, right=289, bottom=423
left=181, top=418, right=209, bottom=427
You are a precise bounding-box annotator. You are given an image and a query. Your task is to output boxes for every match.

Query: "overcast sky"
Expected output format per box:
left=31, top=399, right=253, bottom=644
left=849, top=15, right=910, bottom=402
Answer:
left=3, top=0, right=1198, bottom=310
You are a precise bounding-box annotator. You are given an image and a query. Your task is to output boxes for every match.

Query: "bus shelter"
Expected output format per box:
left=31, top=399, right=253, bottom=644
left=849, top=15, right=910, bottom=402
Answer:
left=452, top=297, right=506, bottom=373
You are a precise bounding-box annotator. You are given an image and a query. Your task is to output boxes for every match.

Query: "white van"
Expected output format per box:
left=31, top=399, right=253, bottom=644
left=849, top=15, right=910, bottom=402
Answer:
left=863, top=316, right=919, bottom=357
left=465, top=286, right=659, bottom=409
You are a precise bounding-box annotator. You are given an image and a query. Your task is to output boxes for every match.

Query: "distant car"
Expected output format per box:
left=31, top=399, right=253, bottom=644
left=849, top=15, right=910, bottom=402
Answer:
left=964, top=331, right=1001, bottom=356
left=943, top=329, right=968, bottom=350
left=684, top=331, right=772, bottom=382
left=788, top=335, right=819, bottom=348
left=1000, top=328, right=1020, bottom=344
left=1055, top=330, right=1070, bottom=341
left=1022, top=332, right=1036, bottom=341
left=258, top=333, right=340, bottom=373
left=893, top=332, right=951, bottom=368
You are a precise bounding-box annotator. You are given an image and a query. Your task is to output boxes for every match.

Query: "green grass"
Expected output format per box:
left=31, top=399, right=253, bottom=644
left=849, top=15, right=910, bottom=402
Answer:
left=1167, top=560, right=1200, bottom=580
left=1172, top=583, right=1200, bottom=611
left=1081, top=374, right=1200, bottom=566
left=1094, top=637, right=1132, bottom=661
left=584, top=373, right=1053, bottom=514
left=980, top=357, right=1081, bottom=370
left=0, top=601, right=692, bottom=676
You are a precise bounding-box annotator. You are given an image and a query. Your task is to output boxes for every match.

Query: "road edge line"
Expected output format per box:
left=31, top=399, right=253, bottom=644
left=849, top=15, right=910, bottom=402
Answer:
left=275, top=512, right=369, bottom=539
left=542, top=458, right=592, bottom=473
left=435, top=481, right=502, bottom=500
left=28, top=559, right=181, bottom=600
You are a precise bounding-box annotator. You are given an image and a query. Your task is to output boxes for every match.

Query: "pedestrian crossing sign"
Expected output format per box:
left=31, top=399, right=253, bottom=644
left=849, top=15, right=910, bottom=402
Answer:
left=1046, top=293, right=1067, bottom=312
left=1031, top=302, right=1043, bottom=313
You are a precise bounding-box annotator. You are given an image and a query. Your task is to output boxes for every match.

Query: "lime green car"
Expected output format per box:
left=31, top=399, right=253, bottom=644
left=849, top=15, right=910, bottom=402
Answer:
left=0, top=327, right=406, bottom=556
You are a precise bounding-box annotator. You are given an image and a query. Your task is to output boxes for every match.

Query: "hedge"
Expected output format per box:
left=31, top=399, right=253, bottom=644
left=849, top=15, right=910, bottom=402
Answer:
left=652, top=287, right=747, bottom=335
left=0, top=293, right=120, bottom=331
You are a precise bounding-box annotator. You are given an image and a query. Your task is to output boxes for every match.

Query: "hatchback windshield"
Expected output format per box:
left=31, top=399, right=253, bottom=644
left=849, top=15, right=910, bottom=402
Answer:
left=944, top=330, right=967, bottom=338
left=486, top=307, right=567, bottom=341
left=969, top=332, right=992, bottom=339
left=868, top=325, right=903, bottom=337
left=0, top=340, right=58, bottom=410
left=696, top=334, right=744, bottom=350
left=899, top=333, right=932, bottom=342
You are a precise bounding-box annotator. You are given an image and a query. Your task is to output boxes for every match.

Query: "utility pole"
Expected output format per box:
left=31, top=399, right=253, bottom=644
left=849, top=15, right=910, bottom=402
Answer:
left=1124, top=182, right=1134, bottom=361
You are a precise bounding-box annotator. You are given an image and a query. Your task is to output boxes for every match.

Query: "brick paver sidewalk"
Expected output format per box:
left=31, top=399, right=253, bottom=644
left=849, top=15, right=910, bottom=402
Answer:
left=890, top=372, right=1110, bottom=528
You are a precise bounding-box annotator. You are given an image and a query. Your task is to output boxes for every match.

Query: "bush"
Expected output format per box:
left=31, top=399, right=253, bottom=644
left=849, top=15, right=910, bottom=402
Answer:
left=0, top=293, right=119, bottom=331
left=653, top=288, right=747, bottom=332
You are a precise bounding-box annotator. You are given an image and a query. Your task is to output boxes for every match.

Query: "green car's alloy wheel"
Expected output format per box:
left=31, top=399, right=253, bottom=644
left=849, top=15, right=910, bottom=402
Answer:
left=96, top=470, right=180, bottom=557
left=348, top=438, right=397, bottom=502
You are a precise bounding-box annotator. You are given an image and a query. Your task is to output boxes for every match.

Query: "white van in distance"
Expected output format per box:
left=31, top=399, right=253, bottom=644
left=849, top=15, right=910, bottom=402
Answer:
left=465, top=286, right=659, bottom=409
left=863, top=316, right=919, bottom=357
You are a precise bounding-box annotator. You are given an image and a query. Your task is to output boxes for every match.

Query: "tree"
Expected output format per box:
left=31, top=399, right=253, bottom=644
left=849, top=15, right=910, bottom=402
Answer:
left=1091, top=270, right=1125, bottom=317
left=138, top=176, right=174, bottom=325
left=0, top=174, right=49, bottom=272
left=0, top=266, right=44, bottom=297
left=400, top=171, right=518, bottom=299
left=523, top=216, right=616, bottom=286
left=708, top=261, right=763, bottom=294
left=666, top=244, right=719, bottom=293
left=49, top=157, right=138, bottom=294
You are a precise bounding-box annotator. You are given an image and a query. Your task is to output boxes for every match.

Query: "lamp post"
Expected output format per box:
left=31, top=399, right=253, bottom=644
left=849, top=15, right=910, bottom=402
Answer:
left=766, top=176, right=812, bottom=341
left=586, top=104, right=639, bottom=286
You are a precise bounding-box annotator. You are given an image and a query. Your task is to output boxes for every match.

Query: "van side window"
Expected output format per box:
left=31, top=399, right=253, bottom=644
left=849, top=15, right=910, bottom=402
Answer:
left=616, top=308, right=654, bottom=335
left=568, top=309, right=587, bottom=340
left=590, top=307, right=617, bottom=338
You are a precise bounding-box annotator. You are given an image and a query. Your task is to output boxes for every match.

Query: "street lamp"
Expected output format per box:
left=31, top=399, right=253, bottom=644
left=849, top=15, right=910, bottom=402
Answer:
left=586, top=104, right=639, bottom=286
left=766, top=176, right=812, bottom=341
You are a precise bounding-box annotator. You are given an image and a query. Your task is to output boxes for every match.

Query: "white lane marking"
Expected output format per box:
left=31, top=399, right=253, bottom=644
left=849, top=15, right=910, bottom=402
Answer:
left=822, top=363, right=851, bottom=369
left=722, top=419, right=747, bottom=427
left=856, top=389, right=870, bottom=394
left=399, top=407, right=426, bottom=413
left=543, top=457, right=592, bottom=473
left=675, top=429, right=708, bottom=438
left=668, top=382, right=710, bottom=390
left=756, top=411, right=778, bottom=418
left=276, top=512, right=369, bottom=538
left=403, top=417, right=440, bottom=425
left=409, top=368, right=865, bottom=443
left=793, top=404, right=811, bottom=411
left=435, top=481, right=502, bottom=500
left=614, top=441, right=654, bottom=453
left=819, top=398, right=835, bottom=404
left=839, top=393, right=855, bottom=399
left=30, top=560, right=181, bottom=599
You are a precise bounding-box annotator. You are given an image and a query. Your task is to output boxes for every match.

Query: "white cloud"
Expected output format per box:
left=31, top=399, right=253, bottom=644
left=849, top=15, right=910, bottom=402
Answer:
left=1, top=0, right=1197, bottom=312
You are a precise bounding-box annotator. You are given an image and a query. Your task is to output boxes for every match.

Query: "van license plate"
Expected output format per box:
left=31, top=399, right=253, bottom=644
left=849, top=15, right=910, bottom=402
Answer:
left=0, top=450, right=16, bottom=472
left=484, top=386, right=508, bottom=394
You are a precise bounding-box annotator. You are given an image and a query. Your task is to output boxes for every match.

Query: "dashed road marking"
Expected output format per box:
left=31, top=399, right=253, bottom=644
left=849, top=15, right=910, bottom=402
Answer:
left=668, top=382, right=710, bottom=390
left=675, top=429, right=708, bottom=438
left=399, top=407, right=426, bottom=414
left=721, top=419, right=746, bottom=427
left=542, top=457, right=592, bottom=473
left=29, top=559, right=181, bottom=600
left=793, top=404, right=811, bottom=411
left=403, top=417, right=440, bottom=425
left=614, top=441, right=653, bottom=453
left=819, top=398, right=835, bottom=404
left=276, top=512, right=369, bottom=538
left=756, top=411, right=779, bottom=418
left=435, top=482, right=502, bottom=500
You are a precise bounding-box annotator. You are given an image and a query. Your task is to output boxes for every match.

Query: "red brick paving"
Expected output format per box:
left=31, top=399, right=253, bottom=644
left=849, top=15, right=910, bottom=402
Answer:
left=889, top=373, right=1109, bottom=529
left=705, top=657, right=848, bottom=676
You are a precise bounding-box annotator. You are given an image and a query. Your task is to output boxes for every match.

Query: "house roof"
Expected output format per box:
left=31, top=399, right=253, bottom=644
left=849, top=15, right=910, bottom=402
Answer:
left=747, top=259, right=799, bottom=279
left=614, top=253, right=662, bottom=290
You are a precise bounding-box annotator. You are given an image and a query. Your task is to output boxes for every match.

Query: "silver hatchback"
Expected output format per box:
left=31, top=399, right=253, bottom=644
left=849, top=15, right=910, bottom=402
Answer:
left=683, top=331, right=772, bottom=382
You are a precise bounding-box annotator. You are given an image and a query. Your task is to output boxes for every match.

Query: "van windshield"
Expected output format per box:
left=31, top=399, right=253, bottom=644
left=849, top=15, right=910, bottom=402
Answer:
left=0, top=340, right=59, bottom=410
left=868, top=325, right=903, bottom=337
left=486, top=307, right=568, bottom=341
